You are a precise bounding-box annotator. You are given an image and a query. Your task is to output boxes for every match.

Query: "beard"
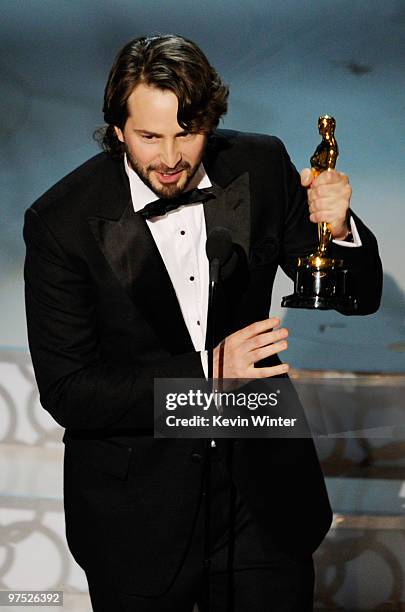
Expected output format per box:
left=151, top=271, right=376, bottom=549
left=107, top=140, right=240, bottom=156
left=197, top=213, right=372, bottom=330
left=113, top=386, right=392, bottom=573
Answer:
left=125, top=145, right=202, bottom=199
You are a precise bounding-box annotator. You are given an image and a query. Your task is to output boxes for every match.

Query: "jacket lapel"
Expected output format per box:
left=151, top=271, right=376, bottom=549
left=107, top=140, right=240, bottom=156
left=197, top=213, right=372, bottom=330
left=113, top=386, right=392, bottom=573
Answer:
left=88, top=192, right=194, bottom=355
left=203, top=172, right=250, bottom=259
left=203, top=173, right=251, bottom=344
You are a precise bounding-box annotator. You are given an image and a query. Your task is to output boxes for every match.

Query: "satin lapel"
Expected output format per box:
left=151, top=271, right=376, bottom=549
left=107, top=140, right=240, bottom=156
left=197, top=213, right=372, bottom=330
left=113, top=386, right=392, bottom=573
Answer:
left=203, top=172, right=251, bottom=264
left=87, top=201, right=194, bottom=354
left=203, top=172, right=251, bottom=344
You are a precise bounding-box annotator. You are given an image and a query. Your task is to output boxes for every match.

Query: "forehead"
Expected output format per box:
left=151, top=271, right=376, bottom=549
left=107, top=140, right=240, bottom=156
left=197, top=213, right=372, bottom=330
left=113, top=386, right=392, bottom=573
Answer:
left=126, top=83, right=181, bottom=132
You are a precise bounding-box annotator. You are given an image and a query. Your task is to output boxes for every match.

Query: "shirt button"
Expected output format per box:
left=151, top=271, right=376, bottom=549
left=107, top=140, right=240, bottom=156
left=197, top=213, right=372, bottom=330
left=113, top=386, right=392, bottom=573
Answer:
left=190, top=452, right=203, bottom=464
left=190, top=276, right=195, bottom=281
left=180, top=230, right=185, bottom=235
left=197, top=320, right=200, bottom=326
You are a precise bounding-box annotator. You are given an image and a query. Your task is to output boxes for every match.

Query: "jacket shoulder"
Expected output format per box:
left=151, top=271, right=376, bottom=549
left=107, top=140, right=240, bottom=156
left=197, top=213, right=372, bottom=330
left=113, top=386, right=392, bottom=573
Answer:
left=29, top=152, right=123, bottom=218
left=206, top=129, right=292, bottom=182
left=211, top=129, right=287, bottom=156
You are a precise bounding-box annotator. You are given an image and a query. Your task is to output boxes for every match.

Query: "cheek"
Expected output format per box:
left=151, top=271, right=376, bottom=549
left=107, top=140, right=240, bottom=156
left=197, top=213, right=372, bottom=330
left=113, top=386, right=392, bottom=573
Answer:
left=127, top=140, right=156, bottom=168
left=185, top=140, right=205, bottom=164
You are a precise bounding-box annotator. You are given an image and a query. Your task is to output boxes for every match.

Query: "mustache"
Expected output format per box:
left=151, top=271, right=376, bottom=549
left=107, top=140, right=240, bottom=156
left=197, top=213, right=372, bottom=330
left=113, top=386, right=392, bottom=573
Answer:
left=147, top=162, right=191, bottom=173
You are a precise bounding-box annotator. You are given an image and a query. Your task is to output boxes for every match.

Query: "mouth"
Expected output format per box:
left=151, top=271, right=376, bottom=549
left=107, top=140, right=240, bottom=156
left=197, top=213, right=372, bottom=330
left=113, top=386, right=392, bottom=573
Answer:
left=154, top=169, right=185, bottom=184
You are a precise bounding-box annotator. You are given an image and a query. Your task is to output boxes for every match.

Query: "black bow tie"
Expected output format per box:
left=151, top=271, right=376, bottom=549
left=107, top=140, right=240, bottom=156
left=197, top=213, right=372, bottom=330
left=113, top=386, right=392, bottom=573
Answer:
left=139, top=188, right=216, bottom=220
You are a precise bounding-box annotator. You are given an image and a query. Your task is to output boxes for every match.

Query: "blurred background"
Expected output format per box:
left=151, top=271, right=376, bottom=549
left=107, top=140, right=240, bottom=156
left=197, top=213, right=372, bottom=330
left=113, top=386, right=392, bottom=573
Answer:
left=1, top=1, right=404, bottom=610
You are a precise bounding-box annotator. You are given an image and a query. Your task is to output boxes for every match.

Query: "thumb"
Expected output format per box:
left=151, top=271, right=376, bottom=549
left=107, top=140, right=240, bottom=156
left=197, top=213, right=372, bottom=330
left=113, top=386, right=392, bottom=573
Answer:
left=300, top=168, right=313, bottom=187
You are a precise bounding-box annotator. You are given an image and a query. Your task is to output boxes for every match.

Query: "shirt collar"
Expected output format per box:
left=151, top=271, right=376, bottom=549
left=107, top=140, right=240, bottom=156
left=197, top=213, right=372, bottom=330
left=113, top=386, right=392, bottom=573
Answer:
left=124, top=154, right=212, bottom=213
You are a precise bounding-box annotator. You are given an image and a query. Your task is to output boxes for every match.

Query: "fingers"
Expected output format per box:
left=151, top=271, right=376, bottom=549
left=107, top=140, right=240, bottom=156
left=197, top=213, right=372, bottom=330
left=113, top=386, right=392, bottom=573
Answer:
left=246, top=323, right=289, bottom=365
left=308, top=198, right=336, bottom=215
left=249, top=339, right=288, bottom=364
left=301, top=168, right=350, bottom=189
left=248, top=362, right=289, bottom=378
left=246, top=327, right=288, bottom=352
left=308, top=199, right=351, bottom=224
left=214, top=316, right=290, bottom=379
left=314, top=169, right=349, bottom=186
left=309, top=181, right=351, bottom=198
left=300, top=168, right=313, bottom=187
left=235, top=318, right=290, bottom=376
left=236, top=317, right=281, bottom=343
left=306, top=170, right=351, bottom=227
left=309, top=210, right=345, bottom=225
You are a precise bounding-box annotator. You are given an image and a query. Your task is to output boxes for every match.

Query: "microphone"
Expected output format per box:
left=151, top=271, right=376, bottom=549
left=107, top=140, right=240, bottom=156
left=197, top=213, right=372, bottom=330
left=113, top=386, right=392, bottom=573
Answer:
left=206, top=227, right=235, bottom=283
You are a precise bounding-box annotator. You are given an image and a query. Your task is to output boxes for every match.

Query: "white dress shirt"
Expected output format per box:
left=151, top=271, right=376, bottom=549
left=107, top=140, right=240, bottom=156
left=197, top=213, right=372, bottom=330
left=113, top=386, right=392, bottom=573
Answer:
left=124, top=154, right=210, bottom=376
left=124, top=154, right=362, bottom=380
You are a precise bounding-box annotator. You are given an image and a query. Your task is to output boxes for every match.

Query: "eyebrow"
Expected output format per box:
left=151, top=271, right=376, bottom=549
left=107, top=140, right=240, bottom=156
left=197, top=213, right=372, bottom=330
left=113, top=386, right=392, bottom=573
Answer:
left=132, top=129, right=189, bottom=137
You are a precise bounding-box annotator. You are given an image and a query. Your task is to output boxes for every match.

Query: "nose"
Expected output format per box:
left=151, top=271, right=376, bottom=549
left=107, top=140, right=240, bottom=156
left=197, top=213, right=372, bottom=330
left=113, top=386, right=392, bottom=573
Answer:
left=160, top=139, right=182, bottom=169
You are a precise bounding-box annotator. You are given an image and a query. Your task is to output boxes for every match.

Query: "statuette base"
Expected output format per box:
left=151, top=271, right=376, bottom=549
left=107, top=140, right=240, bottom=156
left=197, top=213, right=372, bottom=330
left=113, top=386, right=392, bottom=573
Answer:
left=281, top=255, right=357, bottom=313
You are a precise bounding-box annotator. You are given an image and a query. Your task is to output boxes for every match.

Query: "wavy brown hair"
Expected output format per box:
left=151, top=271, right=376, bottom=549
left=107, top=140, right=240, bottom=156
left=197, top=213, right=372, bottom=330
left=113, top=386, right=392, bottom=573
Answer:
left=94, top=34, right=229, bottom=158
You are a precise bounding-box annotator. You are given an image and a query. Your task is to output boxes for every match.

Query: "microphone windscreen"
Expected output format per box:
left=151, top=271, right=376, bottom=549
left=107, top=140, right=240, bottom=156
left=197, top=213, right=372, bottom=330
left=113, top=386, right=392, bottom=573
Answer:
left=206, top=227, right=233, bottom=265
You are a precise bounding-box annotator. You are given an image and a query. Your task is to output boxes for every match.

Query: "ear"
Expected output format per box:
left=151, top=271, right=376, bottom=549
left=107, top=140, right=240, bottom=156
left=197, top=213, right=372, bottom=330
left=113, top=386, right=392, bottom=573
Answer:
left=114, top=126, right=124, bottom=143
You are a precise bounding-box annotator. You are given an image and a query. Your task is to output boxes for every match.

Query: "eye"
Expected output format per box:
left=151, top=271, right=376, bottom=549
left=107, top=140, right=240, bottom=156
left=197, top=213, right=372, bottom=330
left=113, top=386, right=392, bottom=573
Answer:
left=141, top=134, right=158, bottom=141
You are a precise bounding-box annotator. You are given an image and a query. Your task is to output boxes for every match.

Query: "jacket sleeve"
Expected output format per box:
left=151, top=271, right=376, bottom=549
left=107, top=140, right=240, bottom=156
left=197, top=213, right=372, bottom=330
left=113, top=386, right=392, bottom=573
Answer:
left=23, top=208, right=204, bottom=431
left=277, top=139, right=382, bottom=315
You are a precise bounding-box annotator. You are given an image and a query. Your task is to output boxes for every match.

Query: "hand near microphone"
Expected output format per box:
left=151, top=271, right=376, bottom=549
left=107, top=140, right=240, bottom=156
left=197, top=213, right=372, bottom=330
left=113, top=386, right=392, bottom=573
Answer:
left=213, top=317, right=289, bottom=379
left=206, top=229, right=288, bottom=380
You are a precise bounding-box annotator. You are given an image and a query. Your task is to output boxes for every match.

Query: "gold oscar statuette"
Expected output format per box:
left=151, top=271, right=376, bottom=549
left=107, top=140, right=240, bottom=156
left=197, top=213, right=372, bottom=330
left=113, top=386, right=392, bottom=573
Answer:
left=281, top=115, right=357, bottom=312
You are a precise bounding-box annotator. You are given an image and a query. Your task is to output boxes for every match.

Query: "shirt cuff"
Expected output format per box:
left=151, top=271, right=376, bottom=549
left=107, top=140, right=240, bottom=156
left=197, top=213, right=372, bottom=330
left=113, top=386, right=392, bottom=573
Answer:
left=200, top=350, right=209, bottom=379
left=332, top=216, right=362, bottom=248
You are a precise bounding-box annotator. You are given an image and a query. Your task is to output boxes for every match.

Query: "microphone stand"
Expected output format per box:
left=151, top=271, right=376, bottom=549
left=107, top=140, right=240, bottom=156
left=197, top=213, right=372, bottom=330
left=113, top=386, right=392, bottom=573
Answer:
left=203, top=257, right=236, bottom=612
left=203, top=228, right=237, bottom=612
left=207, top=256, right=220, bottom=379
left=202, top=257, right=219, bottom=612
left=225, top=441, right=236, bottom=612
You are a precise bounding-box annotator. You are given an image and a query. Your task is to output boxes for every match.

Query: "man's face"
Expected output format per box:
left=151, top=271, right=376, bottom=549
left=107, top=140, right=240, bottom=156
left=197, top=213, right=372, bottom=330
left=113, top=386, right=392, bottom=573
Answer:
left=114, top=83, right=207, bottom=199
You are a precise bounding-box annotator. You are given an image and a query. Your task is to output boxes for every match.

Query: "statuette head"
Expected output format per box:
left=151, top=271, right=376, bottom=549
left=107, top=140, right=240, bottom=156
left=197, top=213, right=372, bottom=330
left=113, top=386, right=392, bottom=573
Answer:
left=318, top=115, right=336, bottom=135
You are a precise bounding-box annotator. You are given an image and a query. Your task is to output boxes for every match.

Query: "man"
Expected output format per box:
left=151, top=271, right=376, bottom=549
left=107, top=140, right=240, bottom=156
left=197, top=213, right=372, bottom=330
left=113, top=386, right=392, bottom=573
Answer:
left=23, top=35, right=382, bottom=611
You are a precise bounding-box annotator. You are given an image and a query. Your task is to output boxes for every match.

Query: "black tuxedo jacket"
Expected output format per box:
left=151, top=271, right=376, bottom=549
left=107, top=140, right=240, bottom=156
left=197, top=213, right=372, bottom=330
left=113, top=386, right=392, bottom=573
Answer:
left=24, top=129, right=382, bottom=597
